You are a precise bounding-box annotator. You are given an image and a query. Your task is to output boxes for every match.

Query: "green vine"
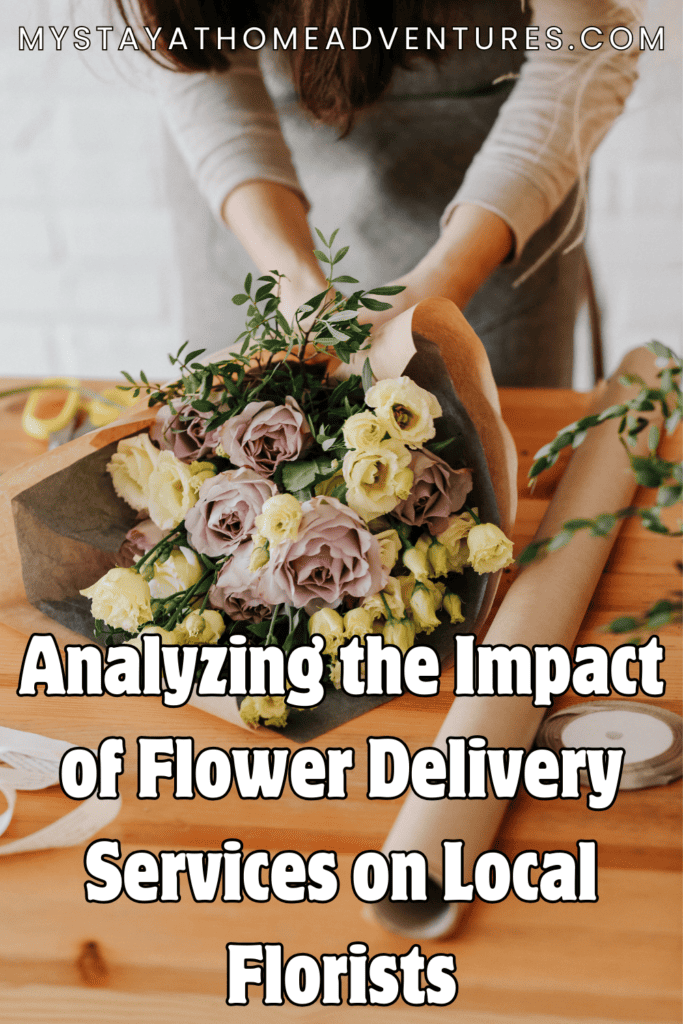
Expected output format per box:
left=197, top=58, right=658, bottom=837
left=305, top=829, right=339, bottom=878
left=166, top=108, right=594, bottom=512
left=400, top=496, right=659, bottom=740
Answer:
left=519, top=341, right=682, bottom=638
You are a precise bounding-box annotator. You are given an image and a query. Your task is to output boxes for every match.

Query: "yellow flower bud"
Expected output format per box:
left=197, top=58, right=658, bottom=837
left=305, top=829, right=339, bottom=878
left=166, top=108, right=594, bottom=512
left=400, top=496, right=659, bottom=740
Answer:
left=374, top=528, right=402, bottom=571
left=249, top=535, right=270, bottom=571
left=180, top=609, right=226, bottom=645
left=466, top=523, right=515, bottom=574
left=439, top=511, right=477, bottom=552
left=409, top=584, right=441, bottom=634
left=402, top=544, right=430, bottom=581
left=443, top=592, right=466, bottom=624
left=149, top=547, right=203, bottom=599
left=343, top=607, right=375, bottom=640
left=240, top=694, right=289, bottom=729
left=254, top=493, right=302, bottom=546
left=383, top=617, right=416, bottom=653
left=127, top=624, right=185, bottom=652
left=308, top=606, right=345, bottom=656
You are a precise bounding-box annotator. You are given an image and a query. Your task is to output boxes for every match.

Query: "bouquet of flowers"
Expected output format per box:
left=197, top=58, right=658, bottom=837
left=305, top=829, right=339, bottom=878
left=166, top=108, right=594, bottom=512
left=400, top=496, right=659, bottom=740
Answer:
left=78, top=234, right=514, bottom=730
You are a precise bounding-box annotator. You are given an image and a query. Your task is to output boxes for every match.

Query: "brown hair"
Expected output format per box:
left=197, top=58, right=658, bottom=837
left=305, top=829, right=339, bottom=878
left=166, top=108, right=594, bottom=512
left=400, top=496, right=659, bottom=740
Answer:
left=114, top=0, right=453, bottom=131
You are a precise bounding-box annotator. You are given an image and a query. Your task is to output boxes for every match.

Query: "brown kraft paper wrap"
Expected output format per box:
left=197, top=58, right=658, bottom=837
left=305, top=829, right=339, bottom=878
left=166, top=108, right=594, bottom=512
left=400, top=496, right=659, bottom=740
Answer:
left=0, top=299, right=516, bottom=740
left=372, top=345, right=667, bottom=938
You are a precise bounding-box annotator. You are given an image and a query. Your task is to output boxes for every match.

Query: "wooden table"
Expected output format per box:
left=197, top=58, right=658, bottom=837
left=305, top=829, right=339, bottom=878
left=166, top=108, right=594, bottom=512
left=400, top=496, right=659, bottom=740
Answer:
left=0, top=380, right=680, bottom=1024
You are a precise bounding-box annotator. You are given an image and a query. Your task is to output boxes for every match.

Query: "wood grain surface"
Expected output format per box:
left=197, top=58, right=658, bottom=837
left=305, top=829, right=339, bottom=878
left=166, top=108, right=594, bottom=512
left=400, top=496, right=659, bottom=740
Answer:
left=0, top=380, right=680, bottom=1024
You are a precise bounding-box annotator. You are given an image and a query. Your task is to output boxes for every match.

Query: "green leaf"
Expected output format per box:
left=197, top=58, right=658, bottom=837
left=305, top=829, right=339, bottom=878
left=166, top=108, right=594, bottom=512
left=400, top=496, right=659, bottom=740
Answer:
left=631, top=458, right=665, bottom=488
left=359, top=297, right=392, bottom=311
left=647, top=340, right=679, bottom=361
left=590, top=513, right=617, bottom=536
left=361, top=358, right=373, bottom=394
left=232, top=294, right=249, bottom=305
left=314, top=227, right=328, bottom=247
left=313, top=249, right=331, bottom=264
left=331, top=245, right=349, bottom=264
left=255, top=283, right=273, bottom=302
left=366, top=285, right=406, bottom=295
left=332, top=275, right=359, bottom=284
left=665, top=407, right=681, bottom=433
left=281, top=461, right=319, bottom=492
left=605, top=615, right=640, bottom=634
left=516, top=541, right=545, bottom=565
left=244, top=273, right=252, bottom=294
left=528, top=456, right=551, bottom=479
left=546, top=529, right=573, bottom=552
left=648, top=424, right=661, bottom=451
left=657, top=484, right=682, bottom=507
left=327, top=310, right=358, bottom=323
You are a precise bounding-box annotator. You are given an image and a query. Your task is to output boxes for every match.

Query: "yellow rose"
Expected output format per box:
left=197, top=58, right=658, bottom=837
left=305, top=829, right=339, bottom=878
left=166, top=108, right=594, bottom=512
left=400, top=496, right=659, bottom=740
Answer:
left=428, top=537, right=469, bottom=576
left=365, top=377, right=442, bottom=447
left=383, top=617, right=416, bottom=654
left=374, top=528, right=402, bottom=571
left=249, top=534, right=270, bottom=571
left=402, top=543, right=431, bottom=581
left=127, top=623, right=187, bottom=651
left=343, top=606, right=376, bottom=640
left=179, top=609, right=226, bottom=644
left=147, top=452, right=216, bottom=530
left=466, top=523, right=515, bottom=574
left=107, top=433, right=159, bottom=512
left=81, top=567, right=152, bottom=633
left=439, top=511, right=477, bottom=551
left=149, top=547, right=203, bottom=599
left=395, top=574, right=416, bottom=607
left=443, top=592, right=466, bottom=624
left=255, top=493, right=302, bottom=546
left=409, top=584, right=441, bottom=634
left=240, top=694, right=289, bottom=729
left=361, top=578, right=405, bottom=621
left=308, top=607, right=345, bottom=656
left=343, top=440, right=413, bottom=521
left=342, top=411, right=387, bottom=451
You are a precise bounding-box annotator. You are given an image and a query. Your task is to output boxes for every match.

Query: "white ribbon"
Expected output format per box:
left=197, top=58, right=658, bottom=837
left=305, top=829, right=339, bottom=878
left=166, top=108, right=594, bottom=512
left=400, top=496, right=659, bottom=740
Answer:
left=0, top=726, right=121, bottom=856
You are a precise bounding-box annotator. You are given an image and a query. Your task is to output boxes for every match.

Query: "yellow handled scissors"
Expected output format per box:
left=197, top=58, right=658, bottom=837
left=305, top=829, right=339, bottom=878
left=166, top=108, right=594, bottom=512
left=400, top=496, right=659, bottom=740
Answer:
left=21, top=378, right=138, bottom=444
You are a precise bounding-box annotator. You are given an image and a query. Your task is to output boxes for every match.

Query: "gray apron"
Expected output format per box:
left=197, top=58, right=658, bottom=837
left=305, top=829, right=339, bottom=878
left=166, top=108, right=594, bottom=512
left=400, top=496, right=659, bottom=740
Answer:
left=164, top=1, right=581, bottom=387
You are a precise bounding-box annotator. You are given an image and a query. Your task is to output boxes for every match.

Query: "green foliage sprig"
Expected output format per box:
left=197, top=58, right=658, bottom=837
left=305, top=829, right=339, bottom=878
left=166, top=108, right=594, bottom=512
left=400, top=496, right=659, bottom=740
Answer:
left=519, top=342, right=682, bottom=637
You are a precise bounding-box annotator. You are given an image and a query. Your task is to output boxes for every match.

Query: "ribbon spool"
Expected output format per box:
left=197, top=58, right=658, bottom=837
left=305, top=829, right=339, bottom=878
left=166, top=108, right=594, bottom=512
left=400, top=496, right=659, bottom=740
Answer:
left=536, top=701, right=683, bottom=791
left=0, top=726, right=121, bottom=856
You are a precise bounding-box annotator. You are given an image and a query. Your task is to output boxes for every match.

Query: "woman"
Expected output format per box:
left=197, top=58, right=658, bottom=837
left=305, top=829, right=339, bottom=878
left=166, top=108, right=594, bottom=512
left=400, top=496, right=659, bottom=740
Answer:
left=117, top=0, right=641, bottom=385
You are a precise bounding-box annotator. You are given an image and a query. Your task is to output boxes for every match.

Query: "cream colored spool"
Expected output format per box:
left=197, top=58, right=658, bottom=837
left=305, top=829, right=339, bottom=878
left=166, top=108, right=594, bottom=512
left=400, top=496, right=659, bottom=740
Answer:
left=536, top=700, right=683, bottom=790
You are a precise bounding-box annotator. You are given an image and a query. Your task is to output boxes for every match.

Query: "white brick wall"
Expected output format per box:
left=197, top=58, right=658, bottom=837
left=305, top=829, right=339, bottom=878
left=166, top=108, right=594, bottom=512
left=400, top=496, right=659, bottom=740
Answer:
left=1, top=0, right=681, bottom=386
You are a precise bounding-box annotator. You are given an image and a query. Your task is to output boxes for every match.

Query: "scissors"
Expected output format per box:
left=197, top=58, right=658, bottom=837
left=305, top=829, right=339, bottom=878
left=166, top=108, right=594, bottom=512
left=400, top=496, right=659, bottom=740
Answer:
left=21, top=378, right=138, bottom=448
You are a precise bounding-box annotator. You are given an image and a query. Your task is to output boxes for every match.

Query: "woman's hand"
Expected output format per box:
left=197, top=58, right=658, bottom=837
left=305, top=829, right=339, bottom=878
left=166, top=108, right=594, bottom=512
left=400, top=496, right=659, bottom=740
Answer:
left=358, top=204, right=514, bottom=331
left=221, top=180, right=330, bottom=325
left=222, top=184, right=513, bottom=333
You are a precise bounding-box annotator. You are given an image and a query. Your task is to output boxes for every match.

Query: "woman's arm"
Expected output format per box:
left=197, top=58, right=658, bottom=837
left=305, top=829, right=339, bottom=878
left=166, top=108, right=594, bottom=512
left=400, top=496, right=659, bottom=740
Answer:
left=221, top=181, right=329, bottom=321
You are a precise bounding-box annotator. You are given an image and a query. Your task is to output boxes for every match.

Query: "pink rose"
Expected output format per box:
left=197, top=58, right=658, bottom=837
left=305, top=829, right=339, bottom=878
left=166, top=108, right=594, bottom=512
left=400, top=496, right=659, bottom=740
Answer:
left=258, top=496, right=388, bottom=613
left=218, top=397, right=311, bottom=476
left=208, top=542, right=272, bottom=623
left=117, top=518, right=168, bottom=567
left=151, top=400, right=222, bottom=463
left=393, top=449, right=473, bottom=535
left=184, top=468, right=278, bottom=557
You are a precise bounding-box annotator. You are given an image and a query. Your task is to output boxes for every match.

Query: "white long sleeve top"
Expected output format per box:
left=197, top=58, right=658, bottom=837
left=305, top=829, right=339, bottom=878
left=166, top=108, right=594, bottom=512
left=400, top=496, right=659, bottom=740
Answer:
left=151, top=0, right=643, bottom=257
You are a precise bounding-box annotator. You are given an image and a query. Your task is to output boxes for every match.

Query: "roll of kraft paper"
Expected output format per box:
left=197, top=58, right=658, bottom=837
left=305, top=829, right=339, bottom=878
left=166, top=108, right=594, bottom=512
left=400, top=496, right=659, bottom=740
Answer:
left=373, top=345, right=668, bottom=939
